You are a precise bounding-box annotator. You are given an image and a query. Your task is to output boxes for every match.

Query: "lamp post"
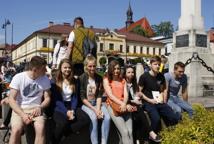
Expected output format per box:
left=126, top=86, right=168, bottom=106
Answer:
left=2, top=19, right=11, bottom=60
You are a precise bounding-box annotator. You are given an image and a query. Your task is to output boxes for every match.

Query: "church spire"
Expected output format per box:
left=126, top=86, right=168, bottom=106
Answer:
left=126, top=1, right=134, bottom=29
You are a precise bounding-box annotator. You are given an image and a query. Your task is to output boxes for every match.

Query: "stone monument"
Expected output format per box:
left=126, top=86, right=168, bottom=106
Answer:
left=169, top=0, right=214, bottom=97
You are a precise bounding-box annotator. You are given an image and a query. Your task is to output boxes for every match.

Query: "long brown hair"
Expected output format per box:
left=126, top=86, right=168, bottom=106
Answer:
left=56, top=59, right=76, bottom=92
left=124, top=65, right=139, bottom=93
left=106, top=60, right=122, bottom=81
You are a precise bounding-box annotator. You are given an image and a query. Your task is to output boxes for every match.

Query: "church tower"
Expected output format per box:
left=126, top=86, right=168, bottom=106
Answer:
left=126, top=2, right=134, bottom=29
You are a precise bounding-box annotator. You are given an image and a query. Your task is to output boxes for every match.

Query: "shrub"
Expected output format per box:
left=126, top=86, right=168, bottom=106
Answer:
left=160, top=104, right=214, bottom=144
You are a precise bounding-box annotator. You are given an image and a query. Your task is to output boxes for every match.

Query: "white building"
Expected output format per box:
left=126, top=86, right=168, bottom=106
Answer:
left=12, top=22, right=164, bottom=65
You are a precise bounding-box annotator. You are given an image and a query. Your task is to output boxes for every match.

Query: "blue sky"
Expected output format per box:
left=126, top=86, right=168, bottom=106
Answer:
left=0, top=0, right=213, bottom=44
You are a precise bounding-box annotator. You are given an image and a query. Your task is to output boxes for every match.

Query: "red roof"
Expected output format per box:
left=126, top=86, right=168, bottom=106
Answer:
left=37, top=24, right=107, bottom=35
left=15, top=23, right=161, bottom=50
left=209, top=28, right=214, bottom=42
left=15, top=24, right=107, bottom=48
left=118, top=17, right=155, bottom=37
left=117, top=31, right=163, bottom=46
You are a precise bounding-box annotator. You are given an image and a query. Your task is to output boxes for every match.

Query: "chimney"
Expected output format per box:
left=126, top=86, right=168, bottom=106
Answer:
left=49, top=21, right=54, bottom=27
left=63, top=22, right=70, bottom=26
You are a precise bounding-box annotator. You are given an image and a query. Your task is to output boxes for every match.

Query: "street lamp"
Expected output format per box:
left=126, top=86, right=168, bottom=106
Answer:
left=2, top=19, right=11, bottom=59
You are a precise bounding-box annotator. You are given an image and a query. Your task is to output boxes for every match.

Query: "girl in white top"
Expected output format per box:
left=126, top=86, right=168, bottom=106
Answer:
left=52, top=36, right=68, bottom=69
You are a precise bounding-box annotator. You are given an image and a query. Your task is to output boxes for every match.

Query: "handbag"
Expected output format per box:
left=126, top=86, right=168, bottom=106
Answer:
left=109, top=101, right=127, bottom=116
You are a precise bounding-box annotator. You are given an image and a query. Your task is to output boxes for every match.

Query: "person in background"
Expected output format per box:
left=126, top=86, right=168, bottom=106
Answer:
left=159, top=55, right=168, bottom=74
left=138, top=56, right=181, bottom=133
left=8, top=56, right=51, bottom=144
left=80, top=55, right=110, bottom=144
left=164, top=62, right=193, bottom=118
left=103, top=60, right=134, bottom=144
left=66, top=17, right=96, bottom=76
left=52, top=35, right=68, bottom=69
left=124, top=65, right=161, bottom=143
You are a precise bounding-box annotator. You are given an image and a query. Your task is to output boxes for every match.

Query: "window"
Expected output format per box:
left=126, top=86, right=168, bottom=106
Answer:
left=120, top=45, right=123, bottom=52
left=43, top=39, right=47, bottom=47
left=53, top=39, right=58, bottom=48
left=146, top=47, right=149, bottom=54
left=100, top=43, right=104, bottom=52
left=109, top=43, right=114, bottom=50
left=153, top=48, right=156, bottom=55
left=140, top=47, right=143, bottom=53
left=134, top=46, right=136, bottom=53
left=126, top=46, right=129, bottom=53
left=159, top=48, right=161, bottom=55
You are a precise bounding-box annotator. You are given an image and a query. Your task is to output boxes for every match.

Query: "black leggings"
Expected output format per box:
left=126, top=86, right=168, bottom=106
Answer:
left=52, top=108, right=90, bottom=144
left=132, top=106, right=152, bottom=141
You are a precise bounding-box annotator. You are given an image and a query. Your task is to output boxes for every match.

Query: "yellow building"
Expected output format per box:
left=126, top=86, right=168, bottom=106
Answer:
left=12, top=22, right=164, bottom=65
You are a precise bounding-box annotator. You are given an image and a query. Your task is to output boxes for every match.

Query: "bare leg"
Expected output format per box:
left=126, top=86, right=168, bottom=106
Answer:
left=34, top=117, right=45, bottom=144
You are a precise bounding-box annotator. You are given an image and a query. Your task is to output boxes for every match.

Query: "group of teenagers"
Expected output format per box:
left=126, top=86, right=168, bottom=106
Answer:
left=2, top=52, right=194, bottom=144
left=1, top=16, right=194, bottom=144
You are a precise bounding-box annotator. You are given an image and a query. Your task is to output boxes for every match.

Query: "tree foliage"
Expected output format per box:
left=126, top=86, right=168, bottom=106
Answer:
left=99, top=56, right=107, bottom=66
left=152, top=21, right=174, bottom=38
left=131, top=25, right=148, bottom=37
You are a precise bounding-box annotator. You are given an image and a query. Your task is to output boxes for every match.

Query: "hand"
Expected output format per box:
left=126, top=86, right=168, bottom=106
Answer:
left=126, top=104, right=137, bottom=112
left=0, top=97, right=9, bottom=105
left=51, top=64, right=56, bottom=69
left=136, top=92, right=143, bottom=98
left=22, top=114, right=32, bottom=125
left=158, top=94, right=164, bottom=103
left=95, top=109, right=104, bottom=119
left=132, top=97, right=142, bottom=105
left=67, top=110, right=75, bottom=120
left=31, top=107, right=42, bottom=117
left=120, top=103, right=127, bottom=112
left=150, top=99, right=158, bottom=105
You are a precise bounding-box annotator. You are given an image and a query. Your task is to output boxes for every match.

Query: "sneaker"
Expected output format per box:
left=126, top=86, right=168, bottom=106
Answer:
left=0, top=124, right=9, bottom=130
left=149, top=135, right=162, bottom=143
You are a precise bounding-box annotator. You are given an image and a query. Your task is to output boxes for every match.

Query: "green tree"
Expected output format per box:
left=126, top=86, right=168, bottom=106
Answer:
left=131, top=25, right=148, bottom=37
left=99, top=57, right=107, bottom=66
left=152, top=21, right=174, bottom=38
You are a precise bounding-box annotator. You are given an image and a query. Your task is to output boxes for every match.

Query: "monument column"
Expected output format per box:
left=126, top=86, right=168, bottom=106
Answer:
left=169, top=0, right=214, bottom=97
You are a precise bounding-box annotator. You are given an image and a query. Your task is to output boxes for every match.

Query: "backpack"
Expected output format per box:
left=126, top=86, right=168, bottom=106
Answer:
left=79, top=29, right=97, bottom=58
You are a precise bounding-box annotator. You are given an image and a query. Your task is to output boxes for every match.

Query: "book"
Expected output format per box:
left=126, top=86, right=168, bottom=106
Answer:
left=152, top=91, right=163, bottom=103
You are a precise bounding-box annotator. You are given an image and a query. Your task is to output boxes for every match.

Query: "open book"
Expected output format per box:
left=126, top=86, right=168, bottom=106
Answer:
left=152, top=91, right=163, bottom=103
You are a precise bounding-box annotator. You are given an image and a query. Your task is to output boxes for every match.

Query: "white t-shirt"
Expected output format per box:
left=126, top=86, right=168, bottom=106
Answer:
left=52, top=43, right=68, bottom=65
left=86, top=79, right=96, bottom=101
left=10, top=72, right=51, bottom=108
left=62, top=82, right=73, bottom=101
left=68, top=31, right=75, bottom=43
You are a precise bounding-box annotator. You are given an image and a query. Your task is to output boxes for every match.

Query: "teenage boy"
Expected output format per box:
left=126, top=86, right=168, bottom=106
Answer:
left=8, top=56, right=51, bottom=144
left=164, top=62, right=193, bottom=117
left=138, top=56, right=181, bottom=133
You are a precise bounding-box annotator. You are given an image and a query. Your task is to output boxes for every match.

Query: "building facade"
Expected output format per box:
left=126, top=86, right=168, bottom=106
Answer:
left=12, top=22, right=164, bottom=66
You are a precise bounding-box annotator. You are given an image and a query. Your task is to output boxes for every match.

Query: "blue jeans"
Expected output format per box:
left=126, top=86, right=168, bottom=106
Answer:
left=82, top=104, right=110, bottom=144
left=167, top=95, right=193, bottom=118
